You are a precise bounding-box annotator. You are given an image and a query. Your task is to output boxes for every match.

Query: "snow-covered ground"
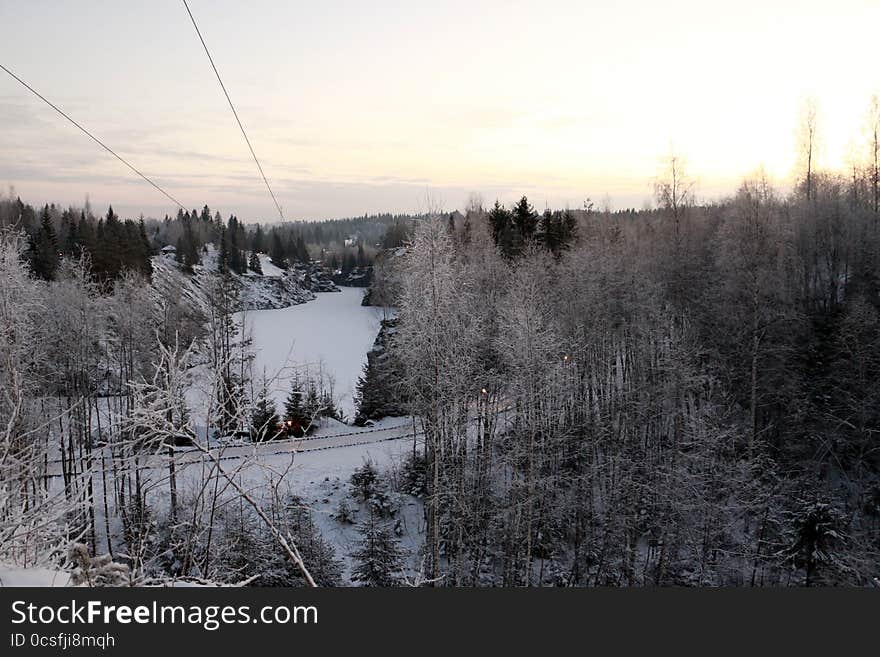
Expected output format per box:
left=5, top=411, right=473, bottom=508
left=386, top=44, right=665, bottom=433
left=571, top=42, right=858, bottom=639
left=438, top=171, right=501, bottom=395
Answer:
left=239, top=287, right=384, bottom=421
left=257, top=253, right=286, bottom=278
left=0, top=567, right=72, bottom=587
left=7, top=287, right=413, bottom=586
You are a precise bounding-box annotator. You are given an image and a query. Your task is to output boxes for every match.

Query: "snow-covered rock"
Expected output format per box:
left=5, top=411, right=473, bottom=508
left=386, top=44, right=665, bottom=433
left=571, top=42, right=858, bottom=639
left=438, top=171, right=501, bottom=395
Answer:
left=151, top=247, right=315, bottom=313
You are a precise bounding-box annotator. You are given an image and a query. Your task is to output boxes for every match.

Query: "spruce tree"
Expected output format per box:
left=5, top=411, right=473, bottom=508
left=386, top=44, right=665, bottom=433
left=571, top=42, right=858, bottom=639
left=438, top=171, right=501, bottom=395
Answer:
left=252, top=224, right=265, bottom=253
left=488, top=200, right=514, bottom=258
left=73, top=211, right=95, bottom=258
left=303, top=380, right=320, bottom=421
left=137, top=218, right=153, bottom=278
left=283, top=376, right=307, bottom=435
left=512, top=195, right=538, bottom=251
left=269, top=231, right=287, bottom=270
left=248, top=250, right=263, bottom=274
left=350, top=514, right=404, bottom=587
left=251, top=387, right=280, bottom=441
left=30, top=205, right=59, bottom=281
left=560, top=208, right=577, bottom=249
left=217, top=225, right=230, bottom=275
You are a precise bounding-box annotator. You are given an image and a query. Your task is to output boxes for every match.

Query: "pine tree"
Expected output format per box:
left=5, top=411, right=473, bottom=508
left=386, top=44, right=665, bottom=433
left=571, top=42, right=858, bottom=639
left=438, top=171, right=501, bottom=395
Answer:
left=251, top=387, right=281, bottom=441
left=350, top=514, right=404, bottom=587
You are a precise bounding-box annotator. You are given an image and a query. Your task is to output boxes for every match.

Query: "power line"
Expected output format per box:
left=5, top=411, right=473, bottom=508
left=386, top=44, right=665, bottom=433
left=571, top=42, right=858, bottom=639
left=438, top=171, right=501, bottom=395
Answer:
left=0, top=62, right=186, bottom=210
left=181, top=0, right=285, bottom=222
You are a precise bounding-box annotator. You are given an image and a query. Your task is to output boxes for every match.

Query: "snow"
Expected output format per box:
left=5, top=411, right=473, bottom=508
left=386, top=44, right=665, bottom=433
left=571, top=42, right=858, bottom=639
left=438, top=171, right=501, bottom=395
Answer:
left=257, top=253, right=286, bottom=278
left=34, top=413, right=423, bottom=586
left=0, top=567, right=72, bottom=587
left=239, top=287, right=383, bottom=421
left=168, top=426, right=423, bottom=583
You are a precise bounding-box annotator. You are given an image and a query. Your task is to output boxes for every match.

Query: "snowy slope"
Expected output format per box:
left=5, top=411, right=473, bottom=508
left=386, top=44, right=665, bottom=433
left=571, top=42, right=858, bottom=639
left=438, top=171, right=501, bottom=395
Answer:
left=257, top=253, right=286, bottom=277
left=151, top=247, right=315, bottom=313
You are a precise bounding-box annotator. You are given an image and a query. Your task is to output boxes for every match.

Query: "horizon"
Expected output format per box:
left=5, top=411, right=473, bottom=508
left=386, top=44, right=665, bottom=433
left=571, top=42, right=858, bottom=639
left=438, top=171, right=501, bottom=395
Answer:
left=2, top=0, right=878, bottom=222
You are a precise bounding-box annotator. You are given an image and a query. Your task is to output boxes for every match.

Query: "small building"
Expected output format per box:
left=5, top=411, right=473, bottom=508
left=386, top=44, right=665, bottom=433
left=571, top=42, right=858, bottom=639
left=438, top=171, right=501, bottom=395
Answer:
left=161, top=244, right=176, bottom=257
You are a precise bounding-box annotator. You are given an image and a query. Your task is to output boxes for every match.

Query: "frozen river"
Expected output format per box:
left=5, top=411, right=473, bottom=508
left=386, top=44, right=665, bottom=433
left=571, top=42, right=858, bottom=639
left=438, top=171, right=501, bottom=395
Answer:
left=239, top=287, right=386, bottom=422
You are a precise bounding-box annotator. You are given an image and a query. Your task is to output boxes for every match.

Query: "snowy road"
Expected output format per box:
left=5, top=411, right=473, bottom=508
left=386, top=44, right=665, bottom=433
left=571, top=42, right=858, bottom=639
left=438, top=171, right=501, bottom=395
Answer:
left=42, top=416, right=416, bottom=477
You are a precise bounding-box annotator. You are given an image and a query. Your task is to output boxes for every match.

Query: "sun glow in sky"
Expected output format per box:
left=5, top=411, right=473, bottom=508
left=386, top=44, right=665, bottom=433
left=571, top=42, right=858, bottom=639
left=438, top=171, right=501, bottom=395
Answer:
left=2, top=0, right=878, bottom=221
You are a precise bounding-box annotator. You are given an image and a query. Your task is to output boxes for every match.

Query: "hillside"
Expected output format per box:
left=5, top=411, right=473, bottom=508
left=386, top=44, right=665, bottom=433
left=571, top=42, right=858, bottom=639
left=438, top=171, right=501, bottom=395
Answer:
left=150, top=247, right=328, bottom=314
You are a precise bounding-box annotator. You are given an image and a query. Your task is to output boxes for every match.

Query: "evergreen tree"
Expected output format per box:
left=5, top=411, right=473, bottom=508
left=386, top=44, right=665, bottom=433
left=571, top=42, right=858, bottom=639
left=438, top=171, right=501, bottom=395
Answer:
left=175, top=214, right=201, bottom=272
left=512, top=195, right=538, bottom=252
left=560, top=208, right=577, bottom=248
left=251, top=387, right=281, bottom=441
left=252, top=224, right=265, bottom=253
left=215, top=373, right=240, bottom=438
left=350, top=514, right=404, bottom=587
left=73, top=211, right=95, bottom=257
left=538, top=208, right=576, bottom=257
left=59, top=208, right=77, bottom=256
left=539, top=208, right=559, bottom=255
left=283, top=376, right=309, bottom=436
left=175, top=236, right=186, bottom=266
left=488, top=200, right=514, bottom=258
left=217, top=225, right=230, bottom=274
left=269, top=230, right=287, bottom=270
left=785, top=500, right=850, bottom=586
left=248, top=250, right=263, bottom=274
left=304, top=380, right=321, bottom=420
left=296, top=234, right=309, bottom=263
left=137, top=218, right=153, bottom=278
left=321, top=390, right=341, bottom=421
left=228, top=215, right=246, bottom=275
left=30, top=205, right=59, bottom=281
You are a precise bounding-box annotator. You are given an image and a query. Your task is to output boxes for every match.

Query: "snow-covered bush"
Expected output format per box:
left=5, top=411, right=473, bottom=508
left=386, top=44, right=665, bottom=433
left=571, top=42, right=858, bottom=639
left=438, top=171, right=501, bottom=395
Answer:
left=68, top=543, right=130, bottom=587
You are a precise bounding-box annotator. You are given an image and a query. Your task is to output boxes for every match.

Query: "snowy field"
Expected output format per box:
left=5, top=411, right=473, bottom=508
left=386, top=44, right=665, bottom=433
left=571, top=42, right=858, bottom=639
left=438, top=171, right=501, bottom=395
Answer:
left=239, top=286, right=385, bottom=421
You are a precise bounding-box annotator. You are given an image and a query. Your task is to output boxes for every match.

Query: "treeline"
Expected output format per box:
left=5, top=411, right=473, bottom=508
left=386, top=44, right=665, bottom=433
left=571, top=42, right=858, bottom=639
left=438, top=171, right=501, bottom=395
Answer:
left=154, top=207, right=416, bottom=274
left=0, top=199, right=152, bottom=285
left=0, top=197, right=416, bottom=287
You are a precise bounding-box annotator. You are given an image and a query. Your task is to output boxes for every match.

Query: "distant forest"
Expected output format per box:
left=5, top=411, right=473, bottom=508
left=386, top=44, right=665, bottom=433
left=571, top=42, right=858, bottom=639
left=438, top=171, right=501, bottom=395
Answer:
left=0, top=198, right=416, bottom=285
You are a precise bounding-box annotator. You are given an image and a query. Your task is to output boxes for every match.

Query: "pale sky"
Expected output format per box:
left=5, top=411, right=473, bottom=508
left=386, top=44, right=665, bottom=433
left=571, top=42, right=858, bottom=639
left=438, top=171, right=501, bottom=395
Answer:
left=1, top=0, right=878, bottom=221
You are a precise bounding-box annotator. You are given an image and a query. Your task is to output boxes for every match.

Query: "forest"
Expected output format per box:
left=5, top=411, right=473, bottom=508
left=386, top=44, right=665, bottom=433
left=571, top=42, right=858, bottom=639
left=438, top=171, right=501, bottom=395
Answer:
left=0, top=198, right=415, bottom=286
left=1, top=100, right=879, bottom=587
